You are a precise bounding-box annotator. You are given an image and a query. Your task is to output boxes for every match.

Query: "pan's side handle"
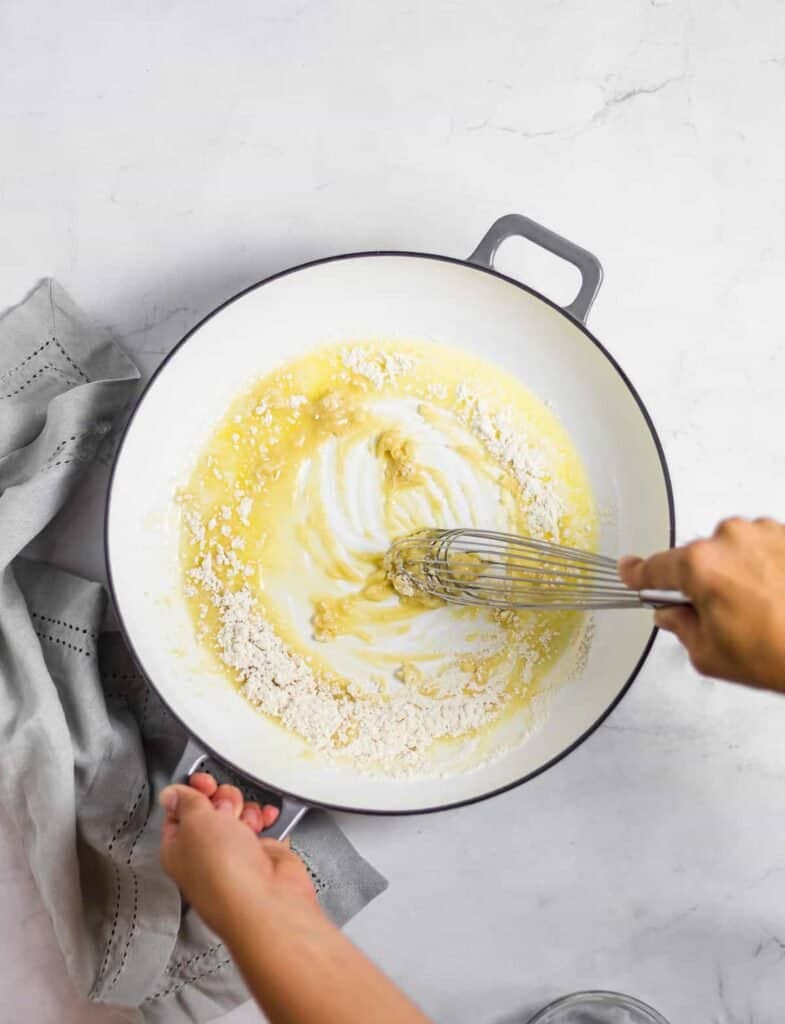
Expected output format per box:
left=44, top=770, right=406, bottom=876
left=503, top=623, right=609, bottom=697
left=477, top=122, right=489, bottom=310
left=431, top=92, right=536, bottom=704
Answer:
left=174, top=737, right=309, bottom=840
left=262, top=797, right=309, bottom=842
left=177, top=737, right=210, bottom=782
left=468, top=213, right=603, bottom=324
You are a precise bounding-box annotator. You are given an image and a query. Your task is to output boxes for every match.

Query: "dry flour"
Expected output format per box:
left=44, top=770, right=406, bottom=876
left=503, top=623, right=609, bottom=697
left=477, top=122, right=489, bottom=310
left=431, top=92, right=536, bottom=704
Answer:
left=186, top=546, right=520, bottom=774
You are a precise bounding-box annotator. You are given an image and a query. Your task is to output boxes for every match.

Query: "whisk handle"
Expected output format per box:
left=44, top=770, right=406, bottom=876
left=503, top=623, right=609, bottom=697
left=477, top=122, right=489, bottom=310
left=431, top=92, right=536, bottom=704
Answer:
left=639, top=589, right=691, bottom=608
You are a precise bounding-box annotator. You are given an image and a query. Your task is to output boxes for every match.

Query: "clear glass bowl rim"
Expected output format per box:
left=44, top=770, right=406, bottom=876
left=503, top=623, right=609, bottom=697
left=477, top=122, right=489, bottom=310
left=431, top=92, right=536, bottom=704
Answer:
left=526, top=990, right=670, bottom=1023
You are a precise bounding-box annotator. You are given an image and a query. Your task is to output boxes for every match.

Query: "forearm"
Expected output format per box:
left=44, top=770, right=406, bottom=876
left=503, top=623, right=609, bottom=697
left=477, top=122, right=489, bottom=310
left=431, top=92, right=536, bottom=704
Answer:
left=220, top=890, right=432, bottom=1024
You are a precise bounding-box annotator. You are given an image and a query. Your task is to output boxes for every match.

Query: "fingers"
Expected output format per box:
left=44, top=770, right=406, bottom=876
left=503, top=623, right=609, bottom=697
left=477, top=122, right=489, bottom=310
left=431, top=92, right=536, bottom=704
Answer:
left=160, top=779, right=244, bottom=826
left=654, top=605, right=700, bottom=649
left=159, top=783, right=214, bottom=844
left=618, top=555, right=643, bottom=588
left=239, top=802, right=281, bottom=832
left=240, top=802, right=264, bottom=832
left=159, top=783, right=213, bottom=822
left=164, top=772, right=281, bottom=834
left=213, top=783, right=244, bottom=817
left=619, top=549, right=685, bottom=592
left=189, top=772, right=218, bottom=798
left=261, top=804, right=281, bottom=829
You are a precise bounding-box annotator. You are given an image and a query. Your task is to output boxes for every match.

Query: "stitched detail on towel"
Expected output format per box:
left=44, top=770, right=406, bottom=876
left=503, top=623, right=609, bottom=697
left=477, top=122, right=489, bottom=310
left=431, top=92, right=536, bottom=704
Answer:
left=165, top=941, right=225, bottom=976
left=292, top=843, right=327, bottom=897
left=92, top=865, right=122, bottom=996
left=108, top=785, right=147, bottom=854
left=104, top=793, right=154, bottom=993
left=31, top=611, right=98, bottom=641
left=0, top=336, right=89, bottom=386
left=47, top=436, right=76, bottom=462
left=93, top=782, right=147, bottom=993
left=104, top=676, right=153, bottom=736
left=0, top=362, right=81, bottom=399
left=105, top=870, right=140, bottom=993
left=43, top=428, right=110, bottom=472
left=0, top=337, right=52, bottom=383
left=141, top=686, right=150, bottom=726
left=145, top=958, right=234, bottom=1001
left=51, top=336, right=89, bottom=381
left=46, top=457, right=93, bottom=472
left=35, top=630, right=95, bottom=657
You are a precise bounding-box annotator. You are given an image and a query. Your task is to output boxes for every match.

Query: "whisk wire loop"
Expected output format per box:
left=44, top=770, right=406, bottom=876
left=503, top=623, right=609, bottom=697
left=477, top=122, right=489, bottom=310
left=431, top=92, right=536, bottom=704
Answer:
left=388, top=529, right=688, bottom=611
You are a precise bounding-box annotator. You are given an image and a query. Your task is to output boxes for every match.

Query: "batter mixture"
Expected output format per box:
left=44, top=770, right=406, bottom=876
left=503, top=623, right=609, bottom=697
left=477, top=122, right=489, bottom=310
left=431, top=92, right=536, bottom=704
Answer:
left=178, top=341, right=597, bottom=776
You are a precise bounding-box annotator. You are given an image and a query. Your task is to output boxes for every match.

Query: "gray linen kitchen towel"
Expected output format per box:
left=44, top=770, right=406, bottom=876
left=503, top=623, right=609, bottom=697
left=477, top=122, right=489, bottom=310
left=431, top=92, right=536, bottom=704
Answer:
left=0, top=280, right=387, bottom=1022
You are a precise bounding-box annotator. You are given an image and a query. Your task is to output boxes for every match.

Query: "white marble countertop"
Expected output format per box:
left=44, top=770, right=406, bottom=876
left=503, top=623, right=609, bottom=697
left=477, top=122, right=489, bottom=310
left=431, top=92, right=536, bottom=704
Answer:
left=3, top=1, right=785, bottom=1021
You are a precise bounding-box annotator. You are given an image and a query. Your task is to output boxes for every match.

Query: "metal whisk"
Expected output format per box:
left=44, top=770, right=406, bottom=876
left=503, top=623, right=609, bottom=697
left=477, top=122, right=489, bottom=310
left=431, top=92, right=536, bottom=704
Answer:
left=387, top=528, right=689, bottom=611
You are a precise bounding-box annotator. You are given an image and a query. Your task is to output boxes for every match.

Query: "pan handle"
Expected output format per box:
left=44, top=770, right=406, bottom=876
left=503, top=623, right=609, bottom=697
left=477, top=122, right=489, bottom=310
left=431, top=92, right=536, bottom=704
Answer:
left=263, top=796, right=309, bottom=842
left=468, top=213, right=603, bottom=323
left=175, top=737, right=309, bottom=841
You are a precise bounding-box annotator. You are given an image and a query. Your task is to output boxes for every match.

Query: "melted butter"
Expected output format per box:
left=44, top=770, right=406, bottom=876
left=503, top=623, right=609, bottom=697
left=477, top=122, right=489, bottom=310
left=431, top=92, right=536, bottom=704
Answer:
left=180, top=339, right=598, bottom=758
